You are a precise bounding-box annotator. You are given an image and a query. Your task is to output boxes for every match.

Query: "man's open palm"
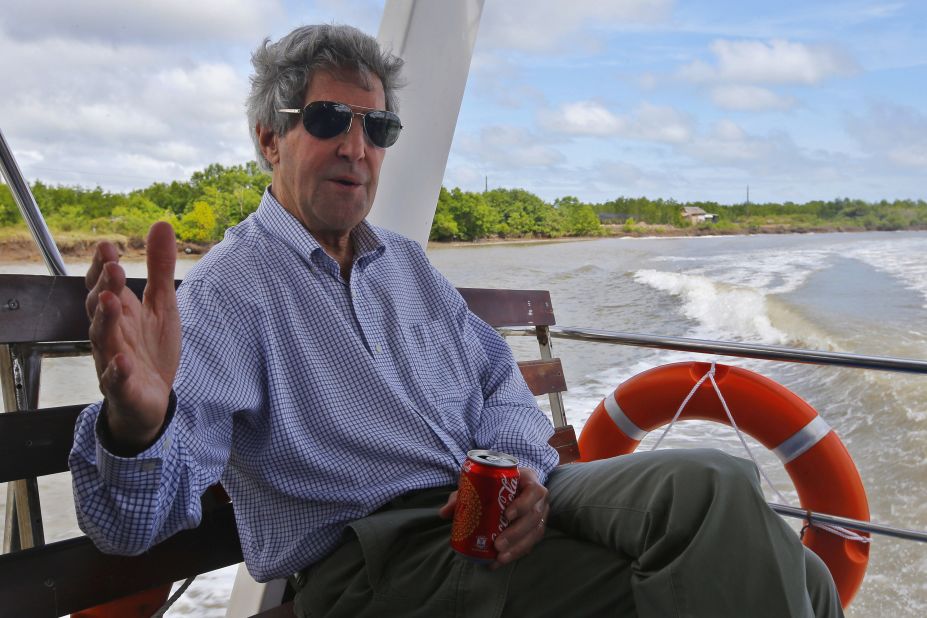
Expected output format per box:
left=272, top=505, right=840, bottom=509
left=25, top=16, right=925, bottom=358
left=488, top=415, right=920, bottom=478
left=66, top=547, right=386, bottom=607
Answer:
left=85, top=222, right=181, bottom=451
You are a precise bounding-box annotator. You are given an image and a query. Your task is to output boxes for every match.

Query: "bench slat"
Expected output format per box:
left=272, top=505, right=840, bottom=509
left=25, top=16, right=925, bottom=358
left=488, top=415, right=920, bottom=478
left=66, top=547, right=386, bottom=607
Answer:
left=457, top=287, right=555, bottom=327
left=0, top=274, right=151, bottom=345
left=0, top=502, right=243, bottom=617
left=549, top=425, right=580, bottom=464
left=0, top=405, right=82, bottom=483
left=518, top=358, right=567, bottom=397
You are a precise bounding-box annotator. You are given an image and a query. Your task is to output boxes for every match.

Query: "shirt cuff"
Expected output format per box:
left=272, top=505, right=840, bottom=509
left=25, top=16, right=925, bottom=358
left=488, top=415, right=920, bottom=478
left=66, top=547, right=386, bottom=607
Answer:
left=94, top=391, right=178, bottom=489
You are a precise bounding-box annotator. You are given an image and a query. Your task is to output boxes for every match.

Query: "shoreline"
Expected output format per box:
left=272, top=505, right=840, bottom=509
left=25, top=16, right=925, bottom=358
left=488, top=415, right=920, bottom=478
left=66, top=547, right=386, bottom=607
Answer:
left=1, top=225, right=925, bottom=264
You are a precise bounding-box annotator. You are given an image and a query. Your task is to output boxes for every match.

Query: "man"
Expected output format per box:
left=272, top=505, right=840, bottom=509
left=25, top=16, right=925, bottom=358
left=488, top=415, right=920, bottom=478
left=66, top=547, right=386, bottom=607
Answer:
left=71, top=24, right=843, bottom=617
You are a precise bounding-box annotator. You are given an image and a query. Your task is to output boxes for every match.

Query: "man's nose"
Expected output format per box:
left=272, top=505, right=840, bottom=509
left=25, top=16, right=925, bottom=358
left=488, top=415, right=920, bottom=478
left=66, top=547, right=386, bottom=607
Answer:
left=336, top=115, right=367, bottom=160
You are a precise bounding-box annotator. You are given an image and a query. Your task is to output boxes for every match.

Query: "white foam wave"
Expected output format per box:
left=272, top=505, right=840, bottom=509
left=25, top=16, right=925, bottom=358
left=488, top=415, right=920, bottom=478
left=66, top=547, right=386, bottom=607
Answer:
left=634, top=269, right=789, bottom=344
left=653, top=249, right=832, bottom=295
left=844, top=238, right=927, bottom=309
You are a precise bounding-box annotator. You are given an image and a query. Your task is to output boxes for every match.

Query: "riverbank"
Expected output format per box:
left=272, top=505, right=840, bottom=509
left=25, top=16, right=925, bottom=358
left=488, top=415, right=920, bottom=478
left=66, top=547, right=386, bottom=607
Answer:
left=1, top=223, right=924, bottom=263
left=0, top=230, right=211, bottom=263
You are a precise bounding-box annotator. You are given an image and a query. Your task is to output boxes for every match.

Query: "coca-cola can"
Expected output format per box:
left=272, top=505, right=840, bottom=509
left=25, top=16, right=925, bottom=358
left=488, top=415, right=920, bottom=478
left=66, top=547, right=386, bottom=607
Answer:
left=450, top=449, right=519, bottom=563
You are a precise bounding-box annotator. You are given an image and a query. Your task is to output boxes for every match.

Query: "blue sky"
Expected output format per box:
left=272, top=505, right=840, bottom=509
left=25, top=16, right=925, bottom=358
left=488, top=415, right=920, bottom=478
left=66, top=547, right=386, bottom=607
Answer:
left=1, top=0, right=925, bottom=205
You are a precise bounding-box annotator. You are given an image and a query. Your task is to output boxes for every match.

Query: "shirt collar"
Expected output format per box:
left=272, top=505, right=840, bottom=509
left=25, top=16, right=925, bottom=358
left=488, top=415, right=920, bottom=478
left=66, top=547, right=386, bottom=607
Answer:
left=253, top=187, right=386, bottom=267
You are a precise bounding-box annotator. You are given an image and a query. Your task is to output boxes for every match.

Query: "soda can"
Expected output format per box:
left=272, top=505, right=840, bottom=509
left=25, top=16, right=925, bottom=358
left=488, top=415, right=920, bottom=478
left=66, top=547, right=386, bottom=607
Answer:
left=450, top=449, right=519, bottom=563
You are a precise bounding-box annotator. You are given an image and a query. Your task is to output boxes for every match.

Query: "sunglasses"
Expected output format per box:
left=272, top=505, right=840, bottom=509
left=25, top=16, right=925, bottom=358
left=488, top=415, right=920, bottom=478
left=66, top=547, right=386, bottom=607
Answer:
left=278, top=101, right=403, bottom=149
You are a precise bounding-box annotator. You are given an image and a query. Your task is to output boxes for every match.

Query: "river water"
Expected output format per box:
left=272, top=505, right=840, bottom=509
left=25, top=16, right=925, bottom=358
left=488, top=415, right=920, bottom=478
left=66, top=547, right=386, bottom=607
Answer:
left=2, top=230, right=925, bottom=616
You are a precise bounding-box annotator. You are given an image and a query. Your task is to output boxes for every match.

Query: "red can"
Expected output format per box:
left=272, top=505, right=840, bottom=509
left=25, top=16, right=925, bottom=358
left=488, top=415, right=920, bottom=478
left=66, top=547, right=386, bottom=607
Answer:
left=450, top=449, right=520, bottom=563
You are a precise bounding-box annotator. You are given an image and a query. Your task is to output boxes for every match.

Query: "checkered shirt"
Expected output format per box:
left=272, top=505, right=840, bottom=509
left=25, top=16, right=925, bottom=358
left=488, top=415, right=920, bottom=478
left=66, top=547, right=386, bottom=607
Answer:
left=70, top=189, right=558, bottom=581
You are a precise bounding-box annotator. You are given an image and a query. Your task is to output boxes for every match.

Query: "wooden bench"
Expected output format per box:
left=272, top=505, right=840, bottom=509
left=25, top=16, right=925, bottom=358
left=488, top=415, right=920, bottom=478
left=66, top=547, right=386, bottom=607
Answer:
left=0, top=274, right=578, bottom=617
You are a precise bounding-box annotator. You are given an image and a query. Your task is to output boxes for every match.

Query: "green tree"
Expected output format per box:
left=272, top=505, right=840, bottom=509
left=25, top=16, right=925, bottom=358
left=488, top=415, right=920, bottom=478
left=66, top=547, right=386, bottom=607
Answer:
left=445, top=188, right=499, bottom=240
left=485, top=188, right=559, bottom=237
left=430, top=188, right=460, bottom=240
left=177, top=200, right=218, bottom=243
left=136, top=180, right=198, bottom=216
left=555, top=196, right=600, bottom=236
left=0, top=183, right=22, bottom=226
left=110, top=195, right=173, bottom=237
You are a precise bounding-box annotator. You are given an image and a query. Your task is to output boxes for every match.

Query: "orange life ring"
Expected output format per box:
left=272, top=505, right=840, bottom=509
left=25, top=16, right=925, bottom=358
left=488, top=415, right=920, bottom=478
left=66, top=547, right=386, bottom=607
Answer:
left=578, top=361, right=870, bottom=608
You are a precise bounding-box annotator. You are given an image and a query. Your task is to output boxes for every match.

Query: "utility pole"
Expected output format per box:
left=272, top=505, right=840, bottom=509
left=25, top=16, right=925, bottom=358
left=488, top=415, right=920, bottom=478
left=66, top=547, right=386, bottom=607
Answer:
left=746, top=185, right=750, bottom=204
left=484, top=175, right=488, bottom=193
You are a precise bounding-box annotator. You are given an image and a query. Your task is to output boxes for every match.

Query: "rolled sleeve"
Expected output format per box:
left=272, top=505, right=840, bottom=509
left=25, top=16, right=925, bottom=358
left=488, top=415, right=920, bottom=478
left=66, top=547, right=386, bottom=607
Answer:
left=468, top=312, right=559, bottom=483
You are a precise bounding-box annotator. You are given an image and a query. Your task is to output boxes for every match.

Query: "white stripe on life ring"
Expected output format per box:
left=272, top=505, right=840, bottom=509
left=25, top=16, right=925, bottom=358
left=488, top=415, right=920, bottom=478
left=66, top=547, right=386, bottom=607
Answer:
left=772, top=416, right=832, bottom=464
left=603, top=392, right=648, bottom=441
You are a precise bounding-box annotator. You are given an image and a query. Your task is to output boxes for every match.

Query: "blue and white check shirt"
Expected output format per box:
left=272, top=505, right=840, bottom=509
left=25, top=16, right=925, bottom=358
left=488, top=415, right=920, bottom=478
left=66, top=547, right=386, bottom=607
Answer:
left=70, top=190, right=558, bottom=581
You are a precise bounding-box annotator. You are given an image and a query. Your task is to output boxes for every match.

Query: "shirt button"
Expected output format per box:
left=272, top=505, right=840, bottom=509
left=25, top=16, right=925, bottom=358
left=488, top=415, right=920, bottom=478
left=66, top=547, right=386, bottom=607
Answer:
left=375, top=344, right=382, bottom=354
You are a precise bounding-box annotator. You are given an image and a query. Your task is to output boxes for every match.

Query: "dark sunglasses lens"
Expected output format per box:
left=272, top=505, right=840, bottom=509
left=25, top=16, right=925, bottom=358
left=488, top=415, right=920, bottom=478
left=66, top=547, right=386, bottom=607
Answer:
left=303, top=102, right=351, bottom=139
left=363, top=111, right=402, bottom=148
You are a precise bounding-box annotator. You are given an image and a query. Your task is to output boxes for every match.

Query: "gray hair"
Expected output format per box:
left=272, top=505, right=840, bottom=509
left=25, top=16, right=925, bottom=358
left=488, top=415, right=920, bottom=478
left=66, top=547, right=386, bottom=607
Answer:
left=246, top=24, right=404, bottom=171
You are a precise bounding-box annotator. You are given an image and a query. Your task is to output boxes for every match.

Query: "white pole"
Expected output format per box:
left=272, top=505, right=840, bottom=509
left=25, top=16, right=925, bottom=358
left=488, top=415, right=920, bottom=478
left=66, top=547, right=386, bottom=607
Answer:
left=369, top=0, right=485, bottom=246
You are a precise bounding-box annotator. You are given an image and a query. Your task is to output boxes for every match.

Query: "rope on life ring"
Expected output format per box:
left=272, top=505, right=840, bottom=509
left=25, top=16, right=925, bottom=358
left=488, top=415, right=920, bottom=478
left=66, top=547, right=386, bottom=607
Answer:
left=577, top=361, right=870, bottom=608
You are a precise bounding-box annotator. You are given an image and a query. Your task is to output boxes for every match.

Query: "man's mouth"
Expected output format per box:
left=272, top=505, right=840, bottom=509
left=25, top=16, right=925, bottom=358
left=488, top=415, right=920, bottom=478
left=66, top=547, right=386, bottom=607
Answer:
left=332, top=176, right=362, bottom=187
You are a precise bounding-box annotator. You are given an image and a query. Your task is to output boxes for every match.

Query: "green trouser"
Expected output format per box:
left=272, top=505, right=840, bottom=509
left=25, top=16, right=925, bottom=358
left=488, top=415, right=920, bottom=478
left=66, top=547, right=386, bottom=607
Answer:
left=293, top=448, right=844, bottom=617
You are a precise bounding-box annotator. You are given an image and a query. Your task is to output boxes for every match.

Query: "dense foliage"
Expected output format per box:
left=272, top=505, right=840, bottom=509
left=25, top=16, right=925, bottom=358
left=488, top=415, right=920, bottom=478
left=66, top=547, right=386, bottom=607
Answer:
left=2, top=163, right=926, bottom=245
left=0, top=162, right=270, bottom=244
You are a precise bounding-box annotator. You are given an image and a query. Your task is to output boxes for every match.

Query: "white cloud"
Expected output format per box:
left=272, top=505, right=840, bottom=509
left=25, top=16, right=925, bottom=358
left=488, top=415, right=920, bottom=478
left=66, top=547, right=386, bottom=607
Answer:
left=858, top=2, right=906, bottom=19
left=459, top=125, right=565, bottom=169
left=539, top=101, right=692, bottom=143
left=469, top=52, right=547, bottom=108
left=847, top=103, right=927, bottom=169
left=479, top=0, right=673, bottom=53
left=710, top=85, right=795, bottom=111
left=679, top=39, right=858, bottom=85
left=712, top=119, right=746, bottom=141
left=679, top=119, right=818, bottom=178
left=627, top=103, right=692, bottom=143
left=539, top=101, right=626, bottom=136
left=0, top=0, right=283, bottom=44
left=308, top=0, right=383, bottom=35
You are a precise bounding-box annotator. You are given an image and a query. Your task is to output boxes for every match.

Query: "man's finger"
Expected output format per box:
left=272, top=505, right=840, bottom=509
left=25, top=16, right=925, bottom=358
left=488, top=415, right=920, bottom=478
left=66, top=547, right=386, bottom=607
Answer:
left=438, top=490, right=458, bottom=519
left=99, top=352, right=133, bottom=399
left=85, top=241, right=120, bottom=291
left=85, top=242, right=122, bottom=318
left=89, top=290, right=128, bottom=391
left=143, top=222, right=177, bottom=308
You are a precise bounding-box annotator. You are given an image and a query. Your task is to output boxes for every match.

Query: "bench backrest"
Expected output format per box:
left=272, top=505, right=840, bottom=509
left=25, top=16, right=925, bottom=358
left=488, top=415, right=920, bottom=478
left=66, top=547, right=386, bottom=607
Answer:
left=0, top=274, right=576, bottom=616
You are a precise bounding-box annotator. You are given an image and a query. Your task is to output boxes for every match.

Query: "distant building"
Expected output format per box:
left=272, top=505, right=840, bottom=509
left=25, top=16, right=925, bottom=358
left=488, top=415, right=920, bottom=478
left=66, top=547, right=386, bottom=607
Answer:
left=597, top=212, right=631, bottom=223
left=681, top=206, right=718, bottom=223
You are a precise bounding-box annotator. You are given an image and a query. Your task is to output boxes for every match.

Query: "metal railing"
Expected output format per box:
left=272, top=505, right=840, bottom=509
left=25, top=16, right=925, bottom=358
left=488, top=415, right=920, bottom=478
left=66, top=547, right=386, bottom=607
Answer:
left=500, top=325, right=927, bottom=375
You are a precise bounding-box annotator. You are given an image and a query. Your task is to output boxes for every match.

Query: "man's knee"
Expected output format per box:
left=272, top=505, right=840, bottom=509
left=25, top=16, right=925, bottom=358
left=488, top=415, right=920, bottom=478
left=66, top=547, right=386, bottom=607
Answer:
left=646, top=448, right=763, bottom=497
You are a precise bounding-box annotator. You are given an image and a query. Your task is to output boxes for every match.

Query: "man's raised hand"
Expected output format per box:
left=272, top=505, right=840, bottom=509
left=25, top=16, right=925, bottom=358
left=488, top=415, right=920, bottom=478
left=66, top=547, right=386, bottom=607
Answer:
left=85, top=222, right=181, bottom=452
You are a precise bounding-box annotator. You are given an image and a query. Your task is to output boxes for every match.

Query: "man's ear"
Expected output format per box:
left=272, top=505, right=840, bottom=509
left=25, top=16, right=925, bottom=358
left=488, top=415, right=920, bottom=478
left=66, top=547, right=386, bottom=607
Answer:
left=256, top=124, right=279, bottom=167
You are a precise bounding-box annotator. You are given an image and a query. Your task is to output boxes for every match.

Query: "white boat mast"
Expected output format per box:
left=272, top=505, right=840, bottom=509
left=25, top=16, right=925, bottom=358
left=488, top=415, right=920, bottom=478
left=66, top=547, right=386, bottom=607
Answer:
left=368, top=0, right=486, bottom=246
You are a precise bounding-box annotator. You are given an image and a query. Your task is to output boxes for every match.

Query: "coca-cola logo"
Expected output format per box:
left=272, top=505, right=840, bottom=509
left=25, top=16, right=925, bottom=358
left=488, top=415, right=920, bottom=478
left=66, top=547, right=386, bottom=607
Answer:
left=495, top=476, right=519, bottom=534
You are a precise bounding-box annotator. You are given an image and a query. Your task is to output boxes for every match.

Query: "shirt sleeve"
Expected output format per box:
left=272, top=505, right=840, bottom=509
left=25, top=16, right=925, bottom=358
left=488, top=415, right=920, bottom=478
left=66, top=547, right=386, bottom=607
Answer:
left=69, top=278, right=264, bottom=555
left=467, top=311, right=560, bottom=483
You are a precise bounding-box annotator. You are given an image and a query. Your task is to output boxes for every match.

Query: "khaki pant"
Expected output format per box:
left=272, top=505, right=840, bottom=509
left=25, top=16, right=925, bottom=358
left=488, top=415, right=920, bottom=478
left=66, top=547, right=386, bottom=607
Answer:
left=294, top=449, right=843, bottom=617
